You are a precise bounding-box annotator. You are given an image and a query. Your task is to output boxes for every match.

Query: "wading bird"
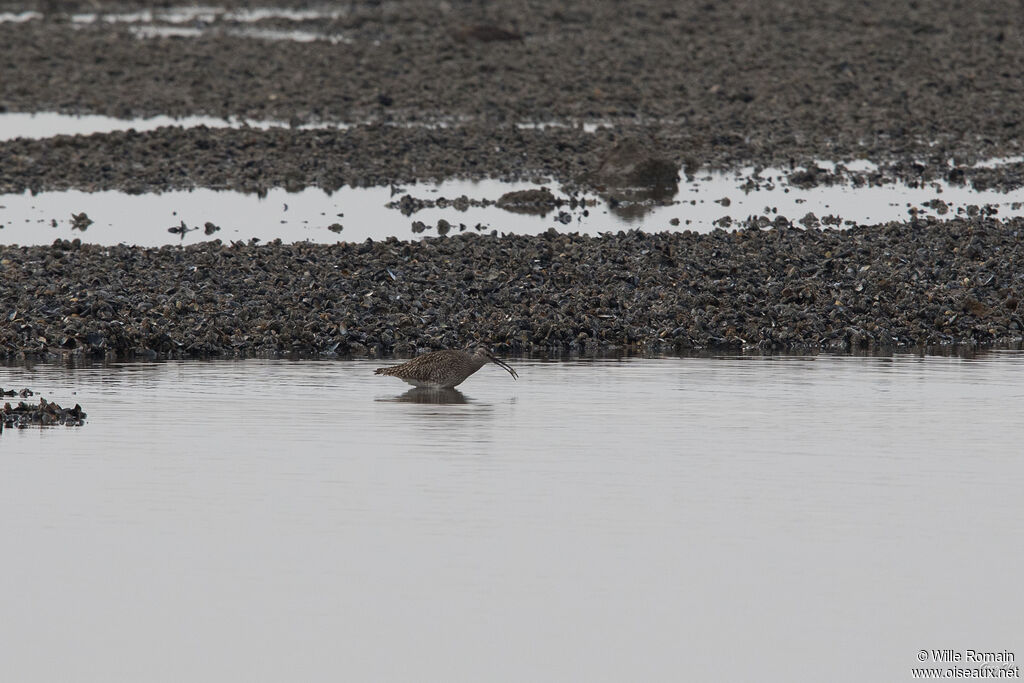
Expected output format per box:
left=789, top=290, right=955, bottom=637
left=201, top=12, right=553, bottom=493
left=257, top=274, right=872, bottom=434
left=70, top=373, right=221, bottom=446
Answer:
left=374, top=347, right=518, bottom=389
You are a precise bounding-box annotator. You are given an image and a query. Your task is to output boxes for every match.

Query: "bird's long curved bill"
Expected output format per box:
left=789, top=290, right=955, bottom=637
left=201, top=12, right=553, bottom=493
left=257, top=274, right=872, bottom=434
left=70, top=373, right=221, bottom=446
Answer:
left=493, top=358, right=519, bottom=380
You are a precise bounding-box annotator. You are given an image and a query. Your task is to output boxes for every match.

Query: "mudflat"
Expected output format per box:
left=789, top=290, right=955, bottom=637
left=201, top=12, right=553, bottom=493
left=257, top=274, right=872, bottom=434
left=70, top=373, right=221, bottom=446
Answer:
left=1, top=1, right=1023, bottom=358
left=2, top=221, right=1021, bottom=359
left=3, top=0, right=1024, bottom=189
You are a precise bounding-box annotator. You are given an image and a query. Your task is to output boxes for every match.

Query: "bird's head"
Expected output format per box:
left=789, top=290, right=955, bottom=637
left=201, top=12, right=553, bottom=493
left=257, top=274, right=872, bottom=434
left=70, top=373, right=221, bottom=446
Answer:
left=471, top=345, right=519, bottom=380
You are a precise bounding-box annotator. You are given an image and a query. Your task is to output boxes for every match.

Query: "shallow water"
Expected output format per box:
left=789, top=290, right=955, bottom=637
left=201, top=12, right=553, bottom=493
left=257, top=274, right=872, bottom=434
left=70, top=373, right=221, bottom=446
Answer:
left=2, top=354, right=1022, bottom=681
left=125, top=23, right=352, bottom=44
left=1, top=6, right=355, bottom=44
left=0, top=111, right=614, bottom=141
left=3, top=110, right=1024, bottom=245
left=0, top=181, right=548, bottom=246
left=2, top=166, right=1023, bottom=246
left=0, top=6, right=349, bottom=26
left=0, top=111, right=305, bottom=140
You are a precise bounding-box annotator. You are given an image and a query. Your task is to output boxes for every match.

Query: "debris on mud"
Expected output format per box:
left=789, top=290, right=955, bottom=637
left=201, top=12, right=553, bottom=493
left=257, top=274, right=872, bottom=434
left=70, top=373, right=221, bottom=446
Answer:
left=388, top=194, right=482, bottom=215
left=71, top=212, right=93, bottom=231
left=388, top=190, right=591, bottom=218
left=1, top=397, right=87, bottom=430
left=168, top=220, right=196, bottom=238
left=495, top=188, right=561, bottom=215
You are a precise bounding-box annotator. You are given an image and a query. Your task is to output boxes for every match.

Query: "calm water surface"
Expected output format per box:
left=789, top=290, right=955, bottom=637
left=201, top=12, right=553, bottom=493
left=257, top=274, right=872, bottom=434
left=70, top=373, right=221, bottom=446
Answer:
left=1, top=355, right=1022, bottom=682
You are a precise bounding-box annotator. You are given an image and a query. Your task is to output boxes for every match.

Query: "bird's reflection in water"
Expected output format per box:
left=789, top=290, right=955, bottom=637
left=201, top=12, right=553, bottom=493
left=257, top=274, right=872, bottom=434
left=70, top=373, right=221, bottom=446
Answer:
left=385, top=387, right=469, bottom=404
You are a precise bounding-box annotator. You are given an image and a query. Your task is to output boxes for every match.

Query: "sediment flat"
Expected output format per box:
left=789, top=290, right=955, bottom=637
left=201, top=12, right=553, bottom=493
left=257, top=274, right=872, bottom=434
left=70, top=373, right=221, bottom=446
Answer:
left=3, top=0, right=1024, bottom=190
left=2, top=1, right=1024, bottom=358
left=2, top=219, right=1020, bottom=360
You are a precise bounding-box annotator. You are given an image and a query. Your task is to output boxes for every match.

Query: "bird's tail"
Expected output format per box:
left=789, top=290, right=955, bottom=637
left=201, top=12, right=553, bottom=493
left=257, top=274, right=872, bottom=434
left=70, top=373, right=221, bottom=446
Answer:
left=374, top=367, right=394, bottom=375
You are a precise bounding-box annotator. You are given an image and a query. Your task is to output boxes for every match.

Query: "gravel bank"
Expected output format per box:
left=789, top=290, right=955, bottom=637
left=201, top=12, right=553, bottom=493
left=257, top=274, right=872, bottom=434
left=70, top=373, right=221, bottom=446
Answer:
left=2, top=219, right=1021, bottom=360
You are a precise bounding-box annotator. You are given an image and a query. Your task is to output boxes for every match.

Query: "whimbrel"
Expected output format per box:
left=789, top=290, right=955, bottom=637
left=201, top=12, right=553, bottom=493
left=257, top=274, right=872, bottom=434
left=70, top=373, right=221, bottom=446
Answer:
left=374, top=347, right=518, bottom=389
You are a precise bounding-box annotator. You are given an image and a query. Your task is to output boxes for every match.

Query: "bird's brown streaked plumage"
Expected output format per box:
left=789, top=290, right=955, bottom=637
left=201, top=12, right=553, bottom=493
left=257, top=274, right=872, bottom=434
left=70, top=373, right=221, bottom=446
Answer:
left=374, top=347, right=518, bottom=389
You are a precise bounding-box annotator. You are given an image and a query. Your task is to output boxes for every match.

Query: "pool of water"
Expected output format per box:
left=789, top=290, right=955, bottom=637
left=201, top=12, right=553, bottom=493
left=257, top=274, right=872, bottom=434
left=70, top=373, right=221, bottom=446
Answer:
left=0, top=7, right=350, bottom=26
left=1, top=5, right=355, bottom=45
left=0, top=111, right=611, bottom=141
left=4, top=109, right=1024, bottom=246
left=2, top=354, right=1022, bottom=681
left=2, top=166, right=1023, bottom=246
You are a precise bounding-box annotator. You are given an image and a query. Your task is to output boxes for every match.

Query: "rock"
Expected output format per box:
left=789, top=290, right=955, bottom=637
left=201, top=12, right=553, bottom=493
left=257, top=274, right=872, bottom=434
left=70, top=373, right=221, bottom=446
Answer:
left=70, top=212, right=93, bottom=231
left=453, top=25, right=523, bottom=43
left=496, top=188, right=560, bottom=215
left=1, top=395, right=87, bottom=429
left=592, top=138, right=679, bottom=190
left=799, top=212, right=820, bottom=228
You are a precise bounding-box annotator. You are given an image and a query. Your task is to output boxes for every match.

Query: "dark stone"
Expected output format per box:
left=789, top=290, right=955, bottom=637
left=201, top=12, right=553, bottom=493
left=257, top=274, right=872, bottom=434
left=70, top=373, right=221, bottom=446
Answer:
left=496, top=188, right=560, bottom=215
left=1, top=395, right=87, bottom=429
left=592, top=138, right=679, bottom=190
left=453, top=25, right=523, bottom=43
